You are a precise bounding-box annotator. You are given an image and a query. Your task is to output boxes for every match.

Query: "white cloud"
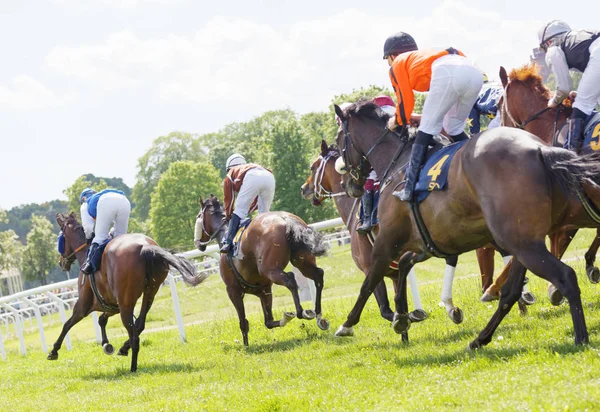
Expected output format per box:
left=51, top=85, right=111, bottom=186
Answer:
left=53, top=0, right=184, bottom=9
left=0, top=75, right=72, bottom=109
left=44, top=1, right=543, bottom=112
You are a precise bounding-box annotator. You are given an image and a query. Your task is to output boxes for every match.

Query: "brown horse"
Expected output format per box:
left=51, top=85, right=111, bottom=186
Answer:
left=332, top=100, right=600, bottom=348
left=482, top=64, right=600, bottom=301
left=50, top=212, right=207, bottom=372
left=195, top=195, right=329, bottom=345
left=301, top=140, right=429, bottom=324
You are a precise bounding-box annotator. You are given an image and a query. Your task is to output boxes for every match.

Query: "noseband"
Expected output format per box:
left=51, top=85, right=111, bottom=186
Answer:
left=196, top=204, right=227, bottom=247
left=60, top=242, right=87, bottom=269
left=312, top=151, right=347, bottom=202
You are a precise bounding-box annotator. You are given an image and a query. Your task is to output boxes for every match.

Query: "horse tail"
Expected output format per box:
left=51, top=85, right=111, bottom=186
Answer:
left=283, top=216, right=329, bottom=257
left=140, top=245, right=208, bottom=287
left=539, top=147, right=600, bottom=197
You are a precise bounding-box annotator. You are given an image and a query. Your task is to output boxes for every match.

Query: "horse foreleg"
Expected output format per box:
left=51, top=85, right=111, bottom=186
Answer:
left=407, top=268, right=427, bottom=322
left=441, top=256, right=463, bottom=324
left=47, top=292, right=93, bottom=361
left=476, top=247, right=495, bottom=292
left=392, top=253, right=414, bottom=342
left=373, top=279, right=394, bottom=322
left=258, top=286, right=285, bottom=329
left=119, top=306, right=139, bottom=372
left=584, top=228, right=600, bottom=284
left=98, top=312, right=116, bottom=355
left=547, top=229, right=579, bottom=305
left=481, top=255, right=513, bottom=302
left=226, top=284, right=249, bottom=346
left=470, top=258, right=527, bottom=350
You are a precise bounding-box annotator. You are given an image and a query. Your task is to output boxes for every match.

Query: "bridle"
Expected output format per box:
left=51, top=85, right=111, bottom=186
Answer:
left=58, top=226, right=87, bottom=270
left=195, top=204, right=227, bottom=247
left=312, top=151, right=347, bottom=203
left=501, top=81, right=566, bottom=146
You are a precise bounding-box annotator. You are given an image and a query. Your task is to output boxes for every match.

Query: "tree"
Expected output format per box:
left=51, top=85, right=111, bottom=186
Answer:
left=149, top=161, right=221, bottom=250
left=0, top=229, right=22, bottom=273
left=132, top=132, right=207, bottom=221
left=20, top=215, right=57, bottom=286
left=63, top=175, right=107, bottom=219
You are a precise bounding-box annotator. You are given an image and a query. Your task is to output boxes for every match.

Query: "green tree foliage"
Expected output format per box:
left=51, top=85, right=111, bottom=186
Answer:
left=64, top=175, right=107, bottom=219
left=81, top=174, right=131, bottom=197
left=132, top=132, right=208, bottom=221
left=0, top=229, right=22, bottom=272
left=0, top=200, right=68, bottom=240
left=149, top=161, right=221, bottom=250
left=20, top=215, right=57, bottom=286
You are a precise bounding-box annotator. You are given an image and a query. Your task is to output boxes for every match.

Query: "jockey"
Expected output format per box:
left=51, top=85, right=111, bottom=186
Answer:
left=355, top=95, right=397, bottom=234
left=538, top=20, right=600, bottom=153
left=383, top=32, right=483, bottom=201
left=220, top=154, right=276, bottom=254
left=79, top=187, right=131, bottom=274
left=468, top=74, right=503, bottom=134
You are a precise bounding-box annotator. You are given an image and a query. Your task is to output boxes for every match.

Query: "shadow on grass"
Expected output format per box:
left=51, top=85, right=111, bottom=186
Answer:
left=83, top=361, right=207, bottom=380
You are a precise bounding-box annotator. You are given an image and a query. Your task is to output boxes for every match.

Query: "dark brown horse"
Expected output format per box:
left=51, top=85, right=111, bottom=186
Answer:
left=301, top=140, right=429, bottom=324
left=195, top=195, right=329, bottom=345
left=50, top=212, right=207, bottom=372
left=482, top=64, right=600, bottom=301
left=332, top=100, right=600, bottom=348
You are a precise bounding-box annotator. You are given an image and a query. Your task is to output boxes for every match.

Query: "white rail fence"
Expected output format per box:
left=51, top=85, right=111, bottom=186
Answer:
left=0, top=217, right=347, bottom=360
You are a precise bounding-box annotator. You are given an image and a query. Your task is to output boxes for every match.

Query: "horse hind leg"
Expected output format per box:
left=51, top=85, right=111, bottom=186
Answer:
left=584, top=229, right=600, bottom=284
left=373, top=278, right=394, bottom=322
left=291, top=254, right=329, bottom=330
left=441, top=256, right=463, bottom=324
left=119, top=306, right=139, bottom=372
left=258, top=286, right=292, bottom=329
left=264, top=269, right=312, bottom=320
left=118, top=291, right=158, bottom=356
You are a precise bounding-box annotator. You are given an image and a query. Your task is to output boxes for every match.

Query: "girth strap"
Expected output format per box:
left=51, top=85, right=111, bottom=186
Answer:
left=226, top=253, right=262, bottom=289
left=89, top=272, right=119, bottom=312
left=409, top=199, right=449, bottom=259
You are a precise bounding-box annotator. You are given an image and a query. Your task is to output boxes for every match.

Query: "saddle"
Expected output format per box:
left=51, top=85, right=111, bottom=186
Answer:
left=88, top=238, right=112, bottom=274
left=231, top=218, right=252, bottom=259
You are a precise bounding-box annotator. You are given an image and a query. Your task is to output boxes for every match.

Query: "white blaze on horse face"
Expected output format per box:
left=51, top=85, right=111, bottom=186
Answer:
left=334, top=157, right=348, bottom=175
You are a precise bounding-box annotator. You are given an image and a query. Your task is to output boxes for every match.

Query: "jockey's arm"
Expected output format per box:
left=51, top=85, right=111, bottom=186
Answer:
left=223, top=175, right=234, bottom=219
left=545, top=46, right=573, bottom=107
left=80, top=203, right=95, bottom=239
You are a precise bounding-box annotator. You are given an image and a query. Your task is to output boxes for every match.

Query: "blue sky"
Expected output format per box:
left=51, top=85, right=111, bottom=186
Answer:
left=0, top=0, right=596, bottom=209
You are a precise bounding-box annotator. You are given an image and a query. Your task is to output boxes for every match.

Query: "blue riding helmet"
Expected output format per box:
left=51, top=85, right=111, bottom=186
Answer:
left=79, top=188, right=96, bottom=204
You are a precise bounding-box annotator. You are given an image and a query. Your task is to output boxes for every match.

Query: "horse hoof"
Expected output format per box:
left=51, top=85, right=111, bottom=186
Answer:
left=449, top=308, right=464, bottom=324
left=480, top=291, right=499, bottom=302
left=467, top=340, right=480, bottom=351
left=334, top=325, right=354, bottom=337
left=280, top=311, right=295, bottom=327
left=316, top=317, right=330, bottom=331
left=47, top=352, right=58, bottom=361
left=548, top=285, right=565, bottom=306
left=392, top=313, right=411, bottom=335
left=117, top=349, right=128, bottom=357
left=302, top=309, right=316, bottom=320
left=103, top=343, right=115, bottom=356
left=587, top=266, right=600, bottom=284
left=408, top=309, right=428, bottom=323
left=521, top=291, right=536, bottom=306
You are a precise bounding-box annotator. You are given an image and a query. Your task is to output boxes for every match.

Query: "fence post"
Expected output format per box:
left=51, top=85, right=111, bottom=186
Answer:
left=21, top=297, right=47, bottom=353
left=0, top=322, right=5, bottom=360
left=91, top=312, right=101, bottom=344
left=167, top=273, right=186, bottom=343
left=44, top=292, right=72, bottom=351
left=1, top=303, right=25, bottom=355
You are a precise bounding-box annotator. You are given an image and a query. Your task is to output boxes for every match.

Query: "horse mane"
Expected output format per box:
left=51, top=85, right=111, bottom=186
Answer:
left=509, top=64, right=551, bottom=99
left=345, top=100, right=390, bottom=124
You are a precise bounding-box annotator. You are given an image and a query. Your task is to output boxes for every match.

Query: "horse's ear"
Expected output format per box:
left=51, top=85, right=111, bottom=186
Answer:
left=56, top=213, right=65, bottom=226
left=334, top=104, right=345, bottom=122
left=198, top=195, right=204, bottom=206
left=499, top=66, right=508, bottom=88
left=320, top=140, right=329, bottom=156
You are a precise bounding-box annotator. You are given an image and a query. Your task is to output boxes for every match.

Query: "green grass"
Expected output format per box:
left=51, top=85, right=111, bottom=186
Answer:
left=2, top=230, right=600, bottom=411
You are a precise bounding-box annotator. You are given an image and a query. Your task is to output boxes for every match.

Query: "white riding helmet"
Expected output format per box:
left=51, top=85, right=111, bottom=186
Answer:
left=226, top=153, right=246, bottom=170
left=538, top=20, right=571, bottom=46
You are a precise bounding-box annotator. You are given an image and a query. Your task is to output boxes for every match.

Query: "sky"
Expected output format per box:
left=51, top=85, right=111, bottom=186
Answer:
left=0, top=0, right=596, bottom=209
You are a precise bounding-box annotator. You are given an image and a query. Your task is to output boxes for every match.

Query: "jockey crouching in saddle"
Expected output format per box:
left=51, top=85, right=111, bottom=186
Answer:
left=79, top=188, right=131, bottom=274
left=220, top=154, right=276, bottom=254
left=538, top=20, right=600, bottom=153
left=382, top=32, right=483, bottom=201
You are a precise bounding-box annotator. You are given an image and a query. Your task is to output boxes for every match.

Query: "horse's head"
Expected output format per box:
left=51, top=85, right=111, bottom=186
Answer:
left=56, top=212, right=87, bottom=271
left=194, top=194, right=227, bottom=252
left=334, top=101, right=391, bottom=197
left=301, top=139, right=343, bottom=205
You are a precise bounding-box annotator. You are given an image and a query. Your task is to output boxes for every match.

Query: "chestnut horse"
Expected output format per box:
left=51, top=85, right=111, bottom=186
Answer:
left=194, top=195, right=329, bottom=345
left=482, top=64, right=600, bottom=301
left=50, top=212, right=206, bottom=372
left=333, top=100, right=600, bottom=348
left=301, top=140, right=476, bottom=323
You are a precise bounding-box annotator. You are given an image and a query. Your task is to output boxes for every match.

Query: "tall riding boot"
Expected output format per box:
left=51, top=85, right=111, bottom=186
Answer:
left=81, top=242, right=98, bottom=275
left=357, top=190, right=374, bottom=235
left=220, top=214, right=241, bottom=254
left=393, top=141, right=428, bottom=202
left=566, top=111, right=585, bottom=153
left=451, top=131, right=469, bottom=142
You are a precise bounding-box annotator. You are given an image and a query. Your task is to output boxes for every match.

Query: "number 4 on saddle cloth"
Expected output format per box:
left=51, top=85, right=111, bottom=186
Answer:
left=582, top=111, right=600, bottom=153
left=414, top=140, right=469, bottom=204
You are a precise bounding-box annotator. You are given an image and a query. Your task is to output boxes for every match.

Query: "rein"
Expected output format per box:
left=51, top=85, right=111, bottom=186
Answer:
left=313, top=152, right=348, bottom=201
left=65, top=243, right=87, bottom=261
left=196, top=205, right=227, bottom=247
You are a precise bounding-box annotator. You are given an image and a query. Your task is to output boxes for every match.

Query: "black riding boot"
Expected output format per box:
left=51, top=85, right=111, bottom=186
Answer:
left=81, top=242, right=98, bottom=275
left=393, top=131, right=431, bottom=201
left=451, top=131, right=469, bottom=142
left=357, top=190, right=374, bottom=235
left=220, top=214, right=241, bottom=254
left=566, top=109, right=586, bottom=153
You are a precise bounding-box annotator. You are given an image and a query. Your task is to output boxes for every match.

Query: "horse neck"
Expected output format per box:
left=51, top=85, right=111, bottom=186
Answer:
left=512, top=86, right=568, bottom=144
left=332, top=188, right=358, bottom=226
left=360, top=127, right=411, bottom=180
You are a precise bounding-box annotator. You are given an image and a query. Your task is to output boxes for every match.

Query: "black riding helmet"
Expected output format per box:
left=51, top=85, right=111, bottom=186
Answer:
left=383, top=32, right=418, bottom=59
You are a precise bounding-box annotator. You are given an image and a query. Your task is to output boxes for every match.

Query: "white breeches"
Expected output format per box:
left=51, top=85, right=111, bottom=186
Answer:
left=574, top=37, right=600, bottom=115
left=233, top=168, right=276, bottom=220
left=93, top=193, right=131, bottom=244
left=420, top=54, right=484, bottom=136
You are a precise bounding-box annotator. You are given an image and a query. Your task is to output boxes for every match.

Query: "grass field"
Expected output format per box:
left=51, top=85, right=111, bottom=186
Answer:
left=2, top=230, right=600, bottom=411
